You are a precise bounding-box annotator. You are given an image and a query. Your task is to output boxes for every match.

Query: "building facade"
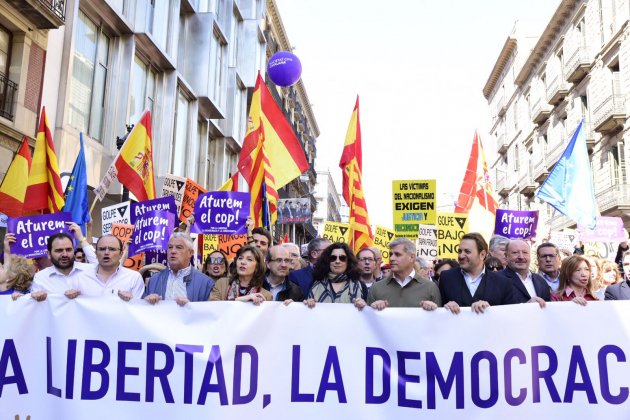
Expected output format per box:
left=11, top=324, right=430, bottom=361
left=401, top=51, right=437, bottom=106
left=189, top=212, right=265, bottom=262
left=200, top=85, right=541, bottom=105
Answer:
left=312, top=168, right=342, bottom=234
left=484, top=0, right=630, bottom=236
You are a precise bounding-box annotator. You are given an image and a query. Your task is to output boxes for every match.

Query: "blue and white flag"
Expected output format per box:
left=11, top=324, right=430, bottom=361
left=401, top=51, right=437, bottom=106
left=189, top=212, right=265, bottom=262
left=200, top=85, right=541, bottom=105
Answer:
left=537, top=120, right=598, bottom=229
left=62, top=133, right=89, bottom=234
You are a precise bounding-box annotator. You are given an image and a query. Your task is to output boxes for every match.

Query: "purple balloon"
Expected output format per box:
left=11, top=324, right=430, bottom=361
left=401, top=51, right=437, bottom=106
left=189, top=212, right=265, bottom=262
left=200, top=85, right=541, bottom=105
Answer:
left=267, top=51, right=302, bottom=87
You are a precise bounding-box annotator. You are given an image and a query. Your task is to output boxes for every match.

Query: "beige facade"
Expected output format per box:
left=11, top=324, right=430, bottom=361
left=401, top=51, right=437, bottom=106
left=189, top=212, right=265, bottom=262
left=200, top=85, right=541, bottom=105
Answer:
left=312, top=169, right=342, bottom=234
left=484, top=0, right=630, bottom=234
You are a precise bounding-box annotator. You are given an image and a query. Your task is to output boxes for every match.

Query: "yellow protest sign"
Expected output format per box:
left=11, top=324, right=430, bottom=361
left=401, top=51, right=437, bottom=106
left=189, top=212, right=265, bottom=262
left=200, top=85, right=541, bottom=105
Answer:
left=322, top=221, right=351, bottom=244
left=437, top=212, right=469, bottom=259
left=373, top=225, right=395, bottom=261
left=202, top=234, right=247, bottom=261
left=392, top=180, right=436, bottom=239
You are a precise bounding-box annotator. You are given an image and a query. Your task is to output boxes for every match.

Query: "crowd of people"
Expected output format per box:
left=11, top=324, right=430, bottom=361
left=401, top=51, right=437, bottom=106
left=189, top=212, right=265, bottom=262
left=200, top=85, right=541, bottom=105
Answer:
left=2, top=219, right=630, bottom=313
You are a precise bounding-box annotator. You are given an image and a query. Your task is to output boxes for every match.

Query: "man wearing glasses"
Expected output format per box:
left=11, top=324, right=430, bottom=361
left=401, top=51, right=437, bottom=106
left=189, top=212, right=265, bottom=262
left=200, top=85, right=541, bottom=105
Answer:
left=536, top=242, right=562, bottom=292
left=66, top=234, right=144, bottom=301
left=263, top=245, right=303, bottom=302
left=499, top=239, right=550, bottom=306
left=605, top=250, right=630, bottom=300
left=289, top=238, right=330, bottom=295
left=357, top=248, right=378, bottom=291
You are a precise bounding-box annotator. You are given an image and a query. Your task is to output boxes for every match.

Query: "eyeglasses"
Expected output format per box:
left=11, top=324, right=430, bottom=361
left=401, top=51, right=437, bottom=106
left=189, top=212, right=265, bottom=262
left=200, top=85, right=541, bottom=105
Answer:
left=358, top=257, right=375, bottom=263
left=538, top=254, right=558, bottom=260
left=330, top=255, right=347, bottom=262
left=270, top=258, right=293, bottom=264
left=487, top=265, right=501, bottom=271
left=209, top=257, right=225, bottom=264
left=96, top=247, right=120, bottom=252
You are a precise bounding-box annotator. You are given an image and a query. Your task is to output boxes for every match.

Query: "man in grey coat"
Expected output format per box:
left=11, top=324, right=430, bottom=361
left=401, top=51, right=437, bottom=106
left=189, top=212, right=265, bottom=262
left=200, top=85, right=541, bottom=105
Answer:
left=606, top=251, right=630, bottom=300
left=144, top=232, right=214, bottom=305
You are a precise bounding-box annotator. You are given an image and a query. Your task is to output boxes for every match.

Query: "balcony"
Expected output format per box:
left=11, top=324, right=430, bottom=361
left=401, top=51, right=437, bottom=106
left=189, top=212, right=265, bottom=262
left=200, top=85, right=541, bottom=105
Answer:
left=583, top=121, right=596, bottom=149
left=596, top=183, right=630, bottom=214
left=533, top=156, right=549, bottom=183
left=5, top=0, right=65, bottom=29
left=546, top=75, right=570, bottom=105
left=546, top=135, right=567, bottom=169
left=564, top=46, right=590, bottom=84
left=518, top=173, right=538, bottom=196
left=496, top=95, right=507, bottom=117
left=497, top=174, right=511, bottom=197
left=0, top=73, right=18, bottom=121
left=497, top=132, right=508, bottom=153
left=531, top=97, right=552, bottom=125
left=593, top=94, right=625, bottom=134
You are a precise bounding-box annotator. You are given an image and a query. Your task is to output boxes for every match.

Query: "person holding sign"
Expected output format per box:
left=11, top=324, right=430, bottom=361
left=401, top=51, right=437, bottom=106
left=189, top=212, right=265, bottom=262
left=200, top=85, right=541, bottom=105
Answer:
left=551, top=255, right=598, bottom=305
left=367, top=238, right=441, bottom=310
left=144, top=233, right=214, bottom=306
left=210, top=245, right=272, bottom=303
left=498, top=239, right=550, bottom=307
left=304, top=243, right=366, bottom=309
left=439, top=233, right=516, bottom=314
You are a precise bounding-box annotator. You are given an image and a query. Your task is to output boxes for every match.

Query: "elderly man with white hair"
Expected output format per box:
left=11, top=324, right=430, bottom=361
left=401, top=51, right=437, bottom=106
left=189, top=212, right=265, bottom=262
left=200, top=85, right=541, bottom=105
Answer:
left=282, top=242, right=302, bottom=271
left=144, top=232, right=214, bottom=305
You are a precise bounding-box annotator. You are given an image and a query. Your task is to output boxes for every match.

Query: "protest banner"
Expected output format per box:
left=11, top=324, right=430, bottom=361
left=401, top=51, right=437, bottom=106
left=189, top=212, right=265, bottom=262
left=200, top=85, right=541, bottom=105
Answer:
left=278, top=198, right=311, bottom=224
left=494, top=209, right=538, bottom=239
left=322, top=221, right=350, bottom=243
left=417, top=224, right=438, bottom=260
left=201, top=234, right=247, bottom=262
left=392, top=179, right=436, bottom=240
left=2, top=297, right=630, bottom=419
left=101, top=201, right=131, bottom=235
left=161, top=174, right=186, bottom=217
left=373, top=225, right=395, bottom=261
left=549, top=230, right=580, bottom=254
left=578, top=216, right=626, bottom=243
left=437, top=212, right=469, bottom=259
left=129, top=210, right=175, bottom=256
left=195, top=191, right=249, bottom=235
left=583, top=242, right=619, bottom=262
left=7, top=212, right=73, bottom=259
left=130, top=196, right=177, bottom=224
left=181, top=178, right=207, bottom=223
left=111, top=222, right=143, bottom=271
left=145, top=250, right=168, bottom=266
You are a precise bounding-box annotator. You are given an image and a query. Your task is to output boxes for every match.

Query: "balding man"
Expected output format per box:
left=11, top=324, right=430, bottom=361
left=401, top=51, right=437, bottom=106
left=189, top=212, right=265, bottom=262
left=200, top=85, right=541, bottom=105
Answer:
left=282, top=242, right=302, bottom=271
left=144, top=233, right=214, bottom=305
left=263, top=245, right=303, bottom=302
left=498, top=239, right=550, bottom=307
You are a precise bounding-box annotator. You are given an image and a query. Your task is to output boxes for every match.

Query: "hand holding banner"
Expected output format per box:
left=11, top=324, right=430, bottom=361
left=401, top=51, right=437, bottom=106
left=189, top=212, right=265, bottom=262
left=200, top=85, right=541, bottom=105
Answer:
left=194, top=191, right=250, bottom=235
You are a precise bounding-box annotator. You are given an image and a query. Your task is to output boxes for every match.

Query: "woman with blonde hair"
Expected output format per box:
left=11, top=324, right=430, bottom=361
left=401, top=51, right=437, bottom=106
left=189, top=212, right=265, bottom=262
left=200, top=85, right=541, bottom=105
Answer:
left=552, top=255, right=598, bottom=305
left=1, top=233, right=35, bottom=295
left=210, top=245, right=271, bottom=304
left=595, top=259, right=622, bottom=299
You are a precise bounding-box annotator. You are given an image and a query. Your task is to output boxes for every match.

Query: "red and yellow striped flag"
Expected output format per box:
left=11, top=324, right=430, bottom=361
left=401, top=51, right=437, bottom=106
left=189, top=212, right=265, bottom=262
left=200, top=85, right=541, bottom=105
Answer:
left=115, top=110, right=156, bottom=202
left=339, top=97, right=373, bottom=252
left=23, top=107, right=65, bottom=213
left=0, top=137, right=32, bottom=217
left=221, top=73, right=308, bottom=228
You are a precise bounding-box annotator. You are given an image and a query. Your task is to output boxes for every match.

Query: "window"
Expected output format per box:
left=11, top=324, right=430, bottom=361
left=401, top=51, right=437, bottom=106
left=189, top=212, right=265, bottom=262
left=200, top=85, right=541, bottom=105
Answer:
left=198, top=0, right=220, bottom=14
left=128, top=56, right=156, bottom=123
left=69, top=11, right=110, bottom=142
left=210, top=27, right=226, bottom=105
left=612, top=143, right=626, bottom=184
left=0, top=25, right=11, bottom=76
left=148, top=0, right=169, bottom=51
left=172, top=90, right=190, bottom=177
left=229, top=9, right=241, bottom=67
left=233, top=80, right=247, bottom=141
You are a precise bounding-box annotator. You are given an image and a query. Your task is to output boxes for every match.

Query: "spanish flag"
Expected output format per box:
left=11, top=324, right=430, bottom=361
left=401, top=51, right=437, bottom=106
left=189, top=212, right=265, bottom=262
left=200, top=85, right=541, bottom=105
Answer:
left=221, top=73, right=309, bottom=228
left=339, top=97, right=373, bottom=252
left=455, top=131, right=499, bottom=239
left=0, top=137, right=32, bottom=217
left=114, top=110, right=156, bottom=201
left=23, top=107, right=65, bottom=214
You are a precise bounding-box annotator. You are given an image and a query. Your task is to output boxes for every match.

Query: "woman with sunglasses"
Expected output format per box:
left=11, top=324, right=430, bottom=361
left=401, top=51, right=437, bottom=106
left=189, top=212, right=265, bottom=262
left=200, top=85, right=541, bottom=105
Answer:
left=304, top=243, right=366, bottom=308
left=210, top=245, right=272, bottom=304
left=484, top=256, right=504, bottom=273
left=203, top=250, right=229, bottom=281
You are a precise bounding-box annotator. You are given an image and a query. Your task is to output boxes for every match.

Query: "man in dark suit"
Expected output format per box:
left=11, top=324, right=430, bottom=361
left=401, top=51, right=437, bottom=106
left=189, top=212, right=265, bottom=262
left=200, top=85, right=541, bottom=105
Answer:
left=606, top=251, right=630, bottom=300
left=289, top=237, right=330, bottom=295
left=499, top=239, right=550, bottom=307
left=439, top=232, right=516, bottom=314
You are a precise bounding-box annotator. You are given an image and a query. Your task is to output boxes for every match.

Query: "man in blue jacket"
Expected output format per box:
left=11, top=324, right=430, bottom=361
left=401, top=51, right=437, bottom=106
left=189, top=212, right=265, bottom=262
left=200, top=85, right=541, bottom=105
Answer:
left=289, top=237, right=330, bottom=296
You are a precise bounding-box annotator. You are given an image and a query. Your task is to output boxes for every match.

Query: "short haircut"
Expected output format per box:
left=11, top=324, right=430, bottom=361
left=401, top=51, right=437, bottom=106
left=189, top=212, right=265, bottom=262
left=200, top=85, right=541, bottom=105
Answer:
left=357, top=248, right=377, bottom=259
left=536, top=242, right=560, bottom=257
left=461, top=232, right=488, bottom=254
left=282, top=242, right=300, bottom=254
left=434, top=258, right=459, bottom=273
left=505, top=239, right=530, bottom=254
left=389, top=237, right=416, bottom=255
left=252, top=227, right=272, bottom=245
left=415, top=256, right=429, bottom=269
left=489, top=235, right=509, bottom=252
left=96, top=234, right=123, bottom=251
left=307, top=237, right=329, bottom=260
left=169, top=232, right=195, bottom=252
left=47, top=233, right=74, bottom=252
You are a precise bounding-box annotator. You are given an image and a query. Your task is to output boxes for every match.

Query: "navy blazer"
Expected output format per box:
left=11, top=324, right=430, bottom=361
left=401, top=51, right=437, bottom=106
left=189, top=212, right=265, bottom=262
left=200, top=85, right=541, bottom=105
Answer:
left=498, top=267, right=551, bottom=303
left=605, top=280, right=630, bottom=300
left=288, top=265, right=315, bottom=296
left=438, top=268, right=517, bottom=307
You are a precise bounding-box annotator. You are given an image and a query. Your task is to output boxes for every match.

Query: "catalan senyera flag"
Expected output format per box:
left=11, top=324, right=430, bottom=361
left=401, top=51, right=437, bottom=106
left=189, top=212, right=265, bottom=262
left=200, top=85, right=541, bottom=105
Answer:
left=339, top=97, right=373, bottom=252
left=454, top=131, right=499, bottom=239
left=23, top=107, right=65, bottom=214
left=220, top=73, right=309, bottom=228
left=115, top=110, right=156, bottom=202
left=0, top=137, right=32, bottom=217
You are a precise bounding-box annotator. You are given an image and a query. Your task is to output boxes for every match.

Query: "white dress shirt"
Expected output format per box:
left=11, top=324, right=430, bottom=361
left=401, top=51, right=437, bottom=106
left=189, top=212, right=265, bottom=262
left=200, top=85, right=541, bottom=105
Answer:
left=517, top=271, right=537, bottom=298
left=31, top=262, right=93, bottom=294
left=71, top=265, right=144, bottom=299
left=462, top=268, right=485, bottom=297
left=394, top=269, right=416, bottom=288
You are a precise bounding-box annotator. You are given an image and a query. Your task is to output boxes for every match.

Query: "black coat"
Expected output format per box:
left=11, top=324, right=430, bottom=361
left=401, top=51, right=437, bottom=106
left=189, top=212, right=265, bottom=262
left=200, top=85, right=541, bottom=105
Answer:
left=438, top=268, right=517, bottom=307
left=498, top=267, right=551, bottom=303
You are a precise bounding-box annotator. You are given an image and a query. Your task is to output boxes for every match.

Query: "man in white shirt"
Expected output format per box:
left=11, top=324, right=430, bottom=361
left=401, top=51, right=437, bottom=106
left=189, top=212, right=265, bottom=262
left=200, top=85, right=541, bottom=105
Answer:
left=28, top=233, right=92, bottom=301
left=66, top=234, right=144, bottom=300
left=499, top=239, right=550, bottom=307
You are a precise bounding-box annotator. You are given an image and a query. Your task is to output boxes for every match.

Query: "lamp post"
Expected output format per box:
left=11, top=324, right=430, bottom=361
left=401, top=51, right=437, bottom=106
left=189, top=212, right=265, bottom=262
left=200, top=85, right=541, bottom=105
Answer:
left=115, top=124, right=134, bottom=202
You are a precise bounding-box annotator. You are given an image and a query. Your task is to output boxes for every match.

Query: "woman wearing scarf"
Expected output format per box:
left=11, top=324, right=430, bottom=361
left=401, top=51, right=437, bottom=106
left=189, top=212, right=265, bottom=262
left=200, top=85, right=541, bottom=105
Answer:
left=210, top=245, right=271, bottom=304
left=304, top=242, right=366, bottom=308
